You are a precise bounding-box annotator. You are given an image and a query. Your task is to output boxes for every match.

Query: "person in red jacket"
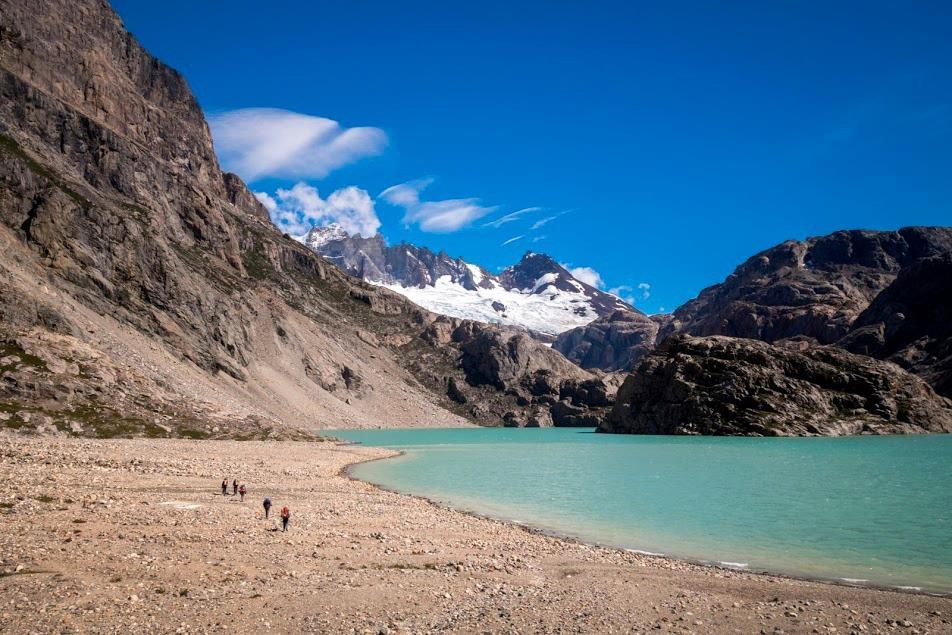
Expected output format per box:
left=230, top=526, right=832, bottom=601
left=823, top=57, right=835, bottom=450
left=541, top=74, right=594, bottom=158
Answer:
left=238, top=484, right=247, bottom=502
left=280, top=506, right=290, bottom=532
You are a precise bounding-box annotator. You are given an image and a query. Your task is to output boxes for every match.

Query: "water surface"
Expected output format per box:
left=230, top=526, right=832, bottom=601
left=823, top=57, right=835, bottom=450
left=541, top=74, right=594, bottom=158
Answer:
left=329, top=427, right=952, bottom=593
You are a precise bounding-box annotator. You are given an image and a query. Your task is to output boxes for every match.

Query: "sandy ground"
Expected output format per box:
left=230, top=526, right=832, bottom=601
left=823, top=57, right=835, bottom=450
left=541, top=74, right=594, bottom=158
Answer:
left=0, top=435, right=949, bottom=634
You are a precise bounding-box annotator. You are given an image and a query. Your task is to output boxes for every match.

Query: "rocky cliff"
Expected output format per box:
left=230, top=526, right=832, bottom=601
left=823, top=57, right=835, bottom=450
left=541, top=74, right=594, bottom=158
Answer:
left=601, top=335, right=952, bottom=436
left=659, top=228, right=952, bottom=344
left=838, top=254, right=952, bottom=397
left=552, top=310, right=664, bottom=371
left=419, top=317, right=617, bottom=427
left=0, top=0, right=611, bottom=436
left=559, top=227, right=952, bottom=399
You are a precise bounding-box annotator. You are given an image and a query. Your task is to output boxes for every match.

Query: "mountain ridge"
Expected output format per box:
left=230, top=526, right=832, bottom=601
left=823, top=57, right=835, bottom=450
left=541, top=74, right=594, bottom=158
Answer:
left=303, top=224, right=637, bottom=339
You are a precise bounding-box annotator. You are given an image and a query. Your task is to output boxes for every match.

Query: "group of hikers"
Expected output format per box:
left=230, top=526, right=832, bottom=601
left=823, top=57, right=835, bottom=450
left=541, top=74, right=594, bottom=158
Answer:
left=220, top=479, right=291, bottom=531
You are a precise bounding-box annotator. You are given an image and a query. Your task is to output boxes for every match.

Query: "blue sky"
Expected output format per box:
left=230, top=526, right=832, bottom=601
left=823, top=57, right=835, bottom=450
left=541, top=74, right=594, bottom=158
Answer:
left=112, top=1, right=951, bottom=312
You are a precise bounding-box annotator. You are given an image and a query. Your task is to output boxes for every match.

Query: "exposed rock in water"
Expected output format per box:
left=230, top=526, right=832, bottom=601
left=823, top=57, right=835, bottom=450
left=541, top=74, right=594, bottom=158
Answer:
left=600, top=335, right=952, bottom=436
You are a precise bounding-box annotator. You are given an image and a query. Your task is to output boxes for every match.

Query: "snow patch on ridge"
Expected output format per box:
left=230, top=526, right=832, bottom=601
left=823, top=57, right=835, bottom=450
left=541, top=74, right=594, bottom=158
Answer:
left=371, top=275, right=601, bottom=336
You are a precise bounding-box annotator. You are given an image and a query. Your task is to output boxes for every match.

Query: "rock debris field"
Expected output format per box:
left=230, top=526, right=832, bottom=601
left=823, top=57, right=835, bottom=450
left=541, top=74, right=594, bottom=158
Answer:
left=0, top=435, right=949, bottom=634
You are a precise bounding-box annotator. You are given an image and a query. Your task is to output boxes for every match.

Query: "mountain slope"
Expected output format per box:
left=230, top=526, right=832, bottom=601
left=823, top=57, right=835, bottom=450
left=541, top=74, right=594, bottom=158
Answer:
left=659, top=227, right=952, bottom=344
left=0, top=0, right=612, bottom=436
left=559, top=228, right=952, bottom=378
left=304, top=225, right=635, bottom=338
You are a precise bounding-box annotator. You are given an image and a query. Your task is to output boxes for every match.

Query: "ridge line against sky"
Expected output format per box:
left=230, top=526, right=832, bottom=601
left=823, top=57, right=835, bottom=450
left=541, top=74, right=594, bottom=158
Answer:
left=114, top=1, right=952, bottom=313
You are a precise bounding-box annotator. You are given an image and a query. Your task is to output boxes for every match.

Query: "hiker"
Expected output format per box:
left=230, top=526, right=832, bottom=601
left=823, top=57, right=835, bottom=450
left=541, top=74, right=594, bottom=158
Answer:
left=239, top=484, right=247, bottom=502
left=232, top=479, right=238, bottom=496
left=221, top=479, right=228, bottom=496
left=262, top=497, right=272, bottom=519
left=281, top=505, right=290, bottom=532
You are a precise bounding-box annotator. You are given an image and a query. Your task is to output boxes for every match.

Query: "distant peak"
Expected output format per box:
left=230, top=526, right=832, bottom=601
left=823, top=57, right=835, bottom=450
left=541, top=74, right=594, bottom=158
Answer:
left=301, top=223, right=349, bottom=248
left=518, top=251, right=556, bottom=265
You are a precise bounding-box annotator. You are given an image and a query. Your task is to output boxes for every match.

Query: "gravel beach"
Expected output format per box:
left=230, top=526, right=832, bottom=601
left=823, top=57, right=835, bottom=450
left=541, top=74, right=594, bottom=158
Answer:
left=0, top=435, right=948, bottom=634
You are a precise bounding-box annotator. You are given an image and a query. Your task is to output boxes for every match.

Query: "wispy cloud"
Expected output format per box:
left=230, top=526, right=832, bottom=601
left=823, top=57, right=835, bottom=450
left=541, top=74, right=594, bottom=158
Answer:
left=483, top=207, right=542, bottom=229
left=501, top=235, right=524, bottom=246
left=530, top=210, right=571, bottom=230
left=209, top=108, right=386, bottom=181
left=255, top=182, right=380, bottom=237
left=380, top=179, right=496, bottom=233
left=637, top=282, right=651, bottom=299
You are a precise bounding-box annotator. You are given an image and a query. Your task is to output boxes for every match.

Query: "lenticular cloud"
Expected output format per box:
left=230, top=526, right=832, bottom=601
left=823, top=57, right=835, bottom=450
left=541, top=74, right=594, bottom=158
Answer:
left=380, top=179, right=496, bottom=233
left=209, top=108, right=387, bottom=181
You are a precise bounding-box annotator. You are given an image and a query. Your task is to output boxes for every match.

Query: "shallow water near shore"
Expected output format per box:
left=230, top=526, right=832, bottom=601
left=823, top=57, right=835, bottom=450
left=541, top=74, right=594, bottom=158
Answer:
left=329, top=427, right=952, bottom=593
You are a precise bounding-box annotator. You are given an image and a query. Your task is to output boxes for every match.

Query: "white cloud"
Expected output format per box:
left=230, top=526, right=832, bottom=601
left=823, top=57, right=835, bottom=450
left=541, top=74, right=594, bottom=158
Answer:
left=255, top=182, right=380, bottom=237
left=380, top=179, right=495, bottom=233
left=254, top=191, right=277, bottom=213
left=608, top=285, right=636, bottom=306
left=483, top=207, right=541, bottom=229
left=606, top=282, right=652, bottom=306
left=531, top=235, right=547, bottom=243
left=658, top=306, right=666, bottom=312
left=565, top=265, right=604, bottom=289
left=531, top=216, right=557, bottom=230
left=209, top=108, right=387, bottom=181
left=501, top=235, right=524, bottom=246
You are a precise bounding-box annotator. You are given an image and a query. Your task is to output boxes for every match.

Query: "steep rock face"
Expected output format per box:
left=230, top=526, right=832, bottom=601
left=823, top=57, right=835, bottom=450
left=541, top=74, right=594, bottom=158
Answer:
left=659, top=228, right=952, bottom=345
left=416, top=317, right=617, bottom=427
left=839, top=255, right=952, bottom=397
left=0, top=0, right=609, bottom=436
left=553, top=310, right=664, bottom=371
left=601, top=336, right=952, bottom=436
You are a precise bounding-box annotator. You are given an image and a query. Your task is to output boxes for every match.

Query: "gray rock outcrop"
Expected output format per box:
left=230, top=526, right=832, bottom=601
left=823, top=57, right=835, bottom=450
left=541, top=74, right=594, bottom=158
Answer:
left=553, top=310, right=663, bottom=371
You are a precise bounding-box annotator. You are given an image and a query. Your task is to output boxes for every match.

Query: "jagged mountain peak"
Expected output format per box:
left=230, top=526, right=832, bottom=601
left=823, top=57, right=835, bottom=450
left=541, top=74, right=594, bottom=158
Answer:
left=305, top=231, right=637, bottom=338
left=299, top=223, right=353, bottom=249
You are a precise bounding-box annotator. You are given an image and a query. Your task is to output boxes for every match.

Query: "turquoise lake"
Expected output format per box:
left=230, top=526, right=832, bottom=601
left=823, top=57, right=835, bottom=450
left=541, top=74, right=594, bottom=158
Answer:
left=329, top=428, right=952, bottom=593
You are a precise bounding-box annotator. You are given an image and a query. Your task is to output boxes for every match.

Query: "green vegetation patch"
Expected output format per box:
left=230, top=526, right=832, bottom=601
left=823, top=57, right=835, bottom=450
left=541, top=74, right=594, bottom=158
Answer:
left=58, top=404, right=170, bottom=439
left=0, top=343, right=49, bottom=373
left=241, top=249, right=276, bottom=281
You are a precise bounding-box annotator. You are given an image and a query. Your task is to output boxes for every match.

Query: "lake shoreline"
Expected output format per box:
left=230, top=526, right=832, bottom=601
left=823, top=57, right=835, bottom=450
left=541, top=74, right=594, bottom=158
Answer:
left=2, top=434, right=950, bottom=633
left=336, top=438, right=952, bottom=599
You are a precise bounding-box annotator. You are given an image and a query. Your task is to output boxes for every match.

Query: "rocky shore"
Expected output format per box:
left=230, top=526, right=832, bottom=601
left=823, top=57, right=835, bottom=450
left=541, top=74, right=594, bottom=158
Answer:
left=1, top=435, right=948, bottom=633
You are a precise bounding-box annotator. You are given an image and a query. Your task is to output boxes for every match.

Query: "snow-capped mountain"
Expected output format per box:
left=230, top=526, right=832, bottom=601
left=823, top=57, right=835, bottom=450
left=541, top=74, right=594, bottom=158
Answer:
left=299, top=224, right=638, bottom=338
